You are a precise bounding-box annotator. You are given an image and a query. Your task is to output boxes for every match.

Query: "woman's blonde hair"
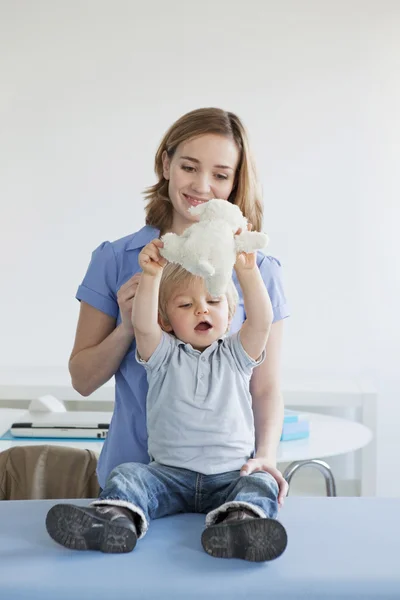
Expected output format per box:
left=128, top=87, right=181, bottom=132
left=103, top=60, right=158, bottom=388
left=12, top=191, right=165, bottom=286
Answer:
left=144, top=107, right=263, bottom=234
left=159, top=263, right=238, bottom=330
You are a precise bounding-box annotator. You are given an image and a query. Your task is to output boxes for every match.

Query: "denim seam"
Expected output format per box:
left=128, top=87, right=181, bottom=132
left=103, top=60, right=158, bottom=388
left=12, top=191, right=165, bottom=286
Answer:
left=195, top=473, right=203, bottom=513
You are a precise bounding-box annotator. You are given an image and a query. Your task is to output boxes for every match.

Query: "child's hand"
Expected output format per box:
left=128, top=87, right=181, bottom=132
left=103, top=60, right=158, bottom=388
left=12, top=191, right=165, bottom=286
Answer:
left=234, top=223, right=257, bottom=272
left=235, top=251, right=257, bottom=271
left=139, top=239, right=167, bottom=276
left=240, top=458, right=288, bottom=508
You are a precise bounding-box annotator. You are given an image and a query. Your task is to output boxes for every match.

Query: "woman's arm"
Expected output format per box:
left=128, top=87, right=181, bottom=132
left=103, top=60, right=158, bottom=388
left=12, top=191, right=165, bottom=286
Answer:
left=69, top=302, right=134, bottom=396
left=69, top=272, right=141, bottom=396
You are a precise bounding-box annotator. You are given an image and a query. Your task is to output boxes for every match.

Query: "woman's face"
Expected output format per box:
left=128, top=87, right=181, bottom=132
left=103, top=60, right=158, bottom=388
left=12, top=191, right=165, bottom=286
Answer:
left=162, top=134, right=240, bottom=234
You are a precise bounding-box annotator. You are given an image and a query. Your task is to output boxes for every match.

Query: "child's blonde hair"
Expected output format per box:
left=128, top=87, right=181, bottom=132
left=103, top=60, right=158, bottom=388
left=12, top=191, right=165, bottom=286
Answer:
left=144, top=107, right=263, bottom=234
left=159, top=263, right=238, bottom=329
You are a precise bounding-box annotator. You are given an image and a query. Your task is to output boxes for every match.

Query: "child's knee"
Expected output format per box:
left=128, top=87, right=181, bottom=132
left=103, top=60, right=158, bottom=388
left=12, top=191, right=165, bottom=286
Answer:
left=108, top=462, right=149, bottom=483
left=249, top=471, right=279, bottom=495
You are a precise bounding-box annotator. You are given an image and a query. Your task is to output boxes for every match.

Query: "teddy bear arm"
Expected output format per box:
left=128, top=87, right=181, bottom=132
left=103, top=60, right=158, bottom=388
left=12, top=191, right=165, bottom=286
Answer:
left=159, top=233, right=184, bottom=263
left=235, top=230, right=269, bottom=253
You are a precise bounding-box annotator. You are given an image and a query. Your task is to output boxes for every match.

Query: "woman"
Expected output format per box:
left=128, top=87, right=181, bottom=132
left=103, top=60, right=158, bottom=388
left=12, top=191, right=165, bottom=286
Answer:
left=69, top=107, right=290, bottom=503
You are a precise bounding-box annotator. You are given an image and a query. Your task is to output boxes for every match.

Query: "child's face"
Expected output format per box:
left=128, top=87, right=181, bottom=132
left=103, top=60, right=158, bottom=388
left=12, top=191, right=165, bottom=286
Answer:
left=162, top=134, right=240, bottom=234
left=162, top=279, right=230, bottom=350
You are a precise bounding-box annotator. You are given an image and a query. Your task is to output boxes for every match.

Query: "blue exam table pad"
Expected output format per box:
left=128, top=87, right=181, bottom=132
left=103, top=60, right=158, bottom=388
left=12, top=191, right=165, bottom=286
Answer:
left=0, top=497, right=399, bottom=599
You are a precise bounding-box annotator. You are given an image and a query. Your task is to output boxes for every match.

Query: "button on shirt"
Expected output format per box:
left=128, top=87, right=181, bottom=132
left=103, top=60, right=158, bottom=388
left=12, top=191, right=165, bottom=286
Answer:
left=137, top=331, right=265, bottom=475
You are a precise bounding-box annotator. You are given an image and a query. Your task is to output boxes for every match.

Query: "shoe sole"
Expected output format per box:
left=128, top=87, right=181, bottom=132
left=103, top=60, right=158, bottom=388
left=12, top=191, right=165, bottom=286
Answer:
left=45, top=504, right=137, bottom=553
left=201, top=518, right=287, bottom=562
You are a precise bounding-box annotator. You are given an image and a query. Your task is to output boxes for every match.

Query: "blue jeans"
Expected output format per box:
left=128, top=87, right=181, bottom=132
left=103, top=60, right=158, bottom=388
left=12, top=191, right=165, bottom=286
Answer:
left=94, top=461, right=279, bottom=538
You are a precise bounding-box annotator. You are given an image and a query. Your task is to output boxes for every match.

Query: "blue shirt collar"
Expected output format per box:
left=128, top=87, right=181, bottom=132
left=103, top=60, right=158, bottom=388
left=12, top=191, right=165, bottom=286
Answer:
left=176, top=337, right=225, bottom=354
left=126, top=225, right=160, bottom=251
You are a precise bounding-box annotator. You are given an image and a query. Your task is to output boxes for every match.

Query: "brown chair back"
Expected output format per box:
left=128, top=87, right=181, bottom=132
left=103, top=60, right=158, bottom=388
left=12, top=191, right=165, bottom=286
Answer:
left=0, top=445, right=100, bottom=500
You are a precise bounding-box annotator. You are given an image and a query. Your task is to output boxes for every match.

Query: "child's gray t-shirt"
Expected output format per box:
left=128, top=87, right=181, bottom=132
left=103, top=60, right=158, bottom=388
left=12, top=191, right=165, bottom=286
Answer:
left=136, top=331, right=265, bottom=475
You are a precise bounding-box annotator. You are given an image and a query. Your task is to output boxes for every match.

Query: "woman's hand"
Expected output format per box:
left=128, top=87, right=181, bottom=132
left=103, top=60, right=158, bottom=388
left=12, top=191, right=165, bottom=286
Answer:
left=117, top=273, right=142, bottom=336
left=240, top=457, right=288, bottom=508
left=139, top=239, right=167, bottom=276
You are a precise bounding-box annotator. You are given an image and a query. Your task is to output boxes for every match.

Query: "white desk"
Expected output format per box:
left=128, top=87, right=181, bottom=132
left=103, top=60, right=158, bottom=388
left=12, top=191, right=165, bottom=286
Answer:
left=0, top=409, right=371, bottom=476
left=0, top=368, right=377, bottom=494
left=277, top=412, right=371, bottom=463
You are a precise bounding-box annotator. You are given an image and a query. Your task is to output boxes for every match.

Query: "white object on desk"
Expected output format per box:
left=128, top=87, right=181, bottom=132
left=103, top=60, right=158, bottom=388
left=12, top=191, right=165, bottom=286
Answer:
left=28, top=394, right=66, bottom=413
left=0, top=409, right=104, bottom=453
left=10, top=410, right=112, bottom=439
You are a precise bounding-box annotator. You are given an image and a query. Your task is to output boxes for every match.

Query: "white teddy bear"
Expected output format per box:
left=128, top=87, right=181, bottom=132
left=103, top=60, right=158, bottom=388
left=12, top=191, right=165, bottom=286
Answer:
left=160, top=199, right=269, bottom=297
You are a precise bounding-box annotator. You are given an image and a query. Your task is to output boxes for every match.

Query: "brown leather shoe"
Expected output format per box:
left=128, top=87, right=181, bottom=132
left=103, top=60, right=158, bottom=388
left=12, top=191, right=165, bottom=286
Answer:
left=202, top=507, right=287, bottom=562
left=46, top=503, right=138, bottom=553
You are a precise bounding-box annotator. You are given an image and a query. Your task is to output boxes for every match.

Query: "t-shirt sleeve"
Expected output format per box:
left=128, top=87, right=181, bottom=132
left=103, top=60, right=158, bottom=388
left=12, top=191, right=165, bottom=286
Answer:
left=76, top=242, right=119, bottom=318
left=258, top=255, right=290, bottom=323
left=225, top=331, right=265, bottom=376
left=135, top=331, right=175, bottom=372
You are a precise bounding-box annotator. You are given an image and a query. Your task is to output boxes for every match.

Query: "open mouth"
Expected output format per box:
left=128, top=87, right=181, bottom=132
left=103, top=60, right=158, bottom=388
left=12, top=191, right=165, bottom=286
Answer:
left=195, top=321, right=212, bottom=332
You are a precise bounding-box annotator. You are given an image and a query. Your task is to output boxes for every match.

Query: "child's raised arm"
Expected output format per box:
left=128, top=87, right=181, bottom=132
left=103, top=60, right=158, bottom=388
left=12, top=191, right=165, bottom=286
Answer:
left=234, top=251, right=273, bottom=361
left=132, top=239, right=167, bottom=362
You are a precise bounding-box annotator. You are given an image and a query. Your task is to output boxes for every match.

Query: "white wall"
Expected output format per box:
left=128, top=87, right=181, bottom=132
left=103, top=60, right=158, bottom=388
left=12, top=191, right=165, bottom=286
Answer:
left=1, top=1, right=399, bottom=493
